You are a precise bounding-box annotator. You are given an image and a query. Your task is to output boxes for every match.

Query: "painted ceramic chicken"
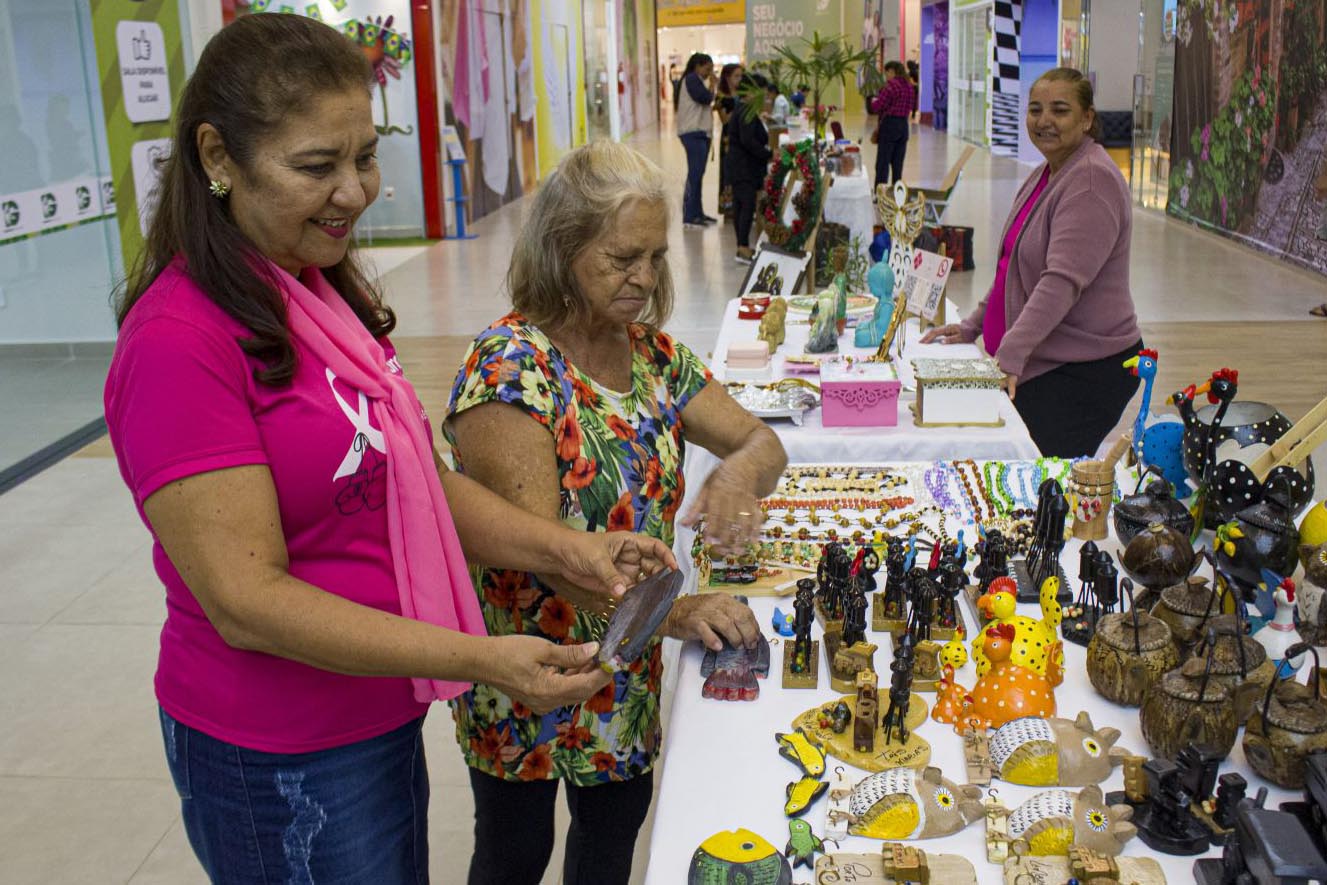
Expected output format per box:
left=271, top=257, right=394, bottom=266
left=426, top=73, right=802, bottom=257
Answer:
left=972, top=576, right=1064, bottom=679
left=937, top=623, right=1058, bottom=733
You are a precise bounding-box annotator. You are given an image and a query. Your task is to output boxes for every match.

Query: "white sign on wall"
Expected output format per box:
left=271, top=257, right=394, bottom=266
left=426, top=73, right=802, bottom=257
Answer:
left=130, top=139, right=172, bottom=236
left=117, top=21, right=172, bottom=123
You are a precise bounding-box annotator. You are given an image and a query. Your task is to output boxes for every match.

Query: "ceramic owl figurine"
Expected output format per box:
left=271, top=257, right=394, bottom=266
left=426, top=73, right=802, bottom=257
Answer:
left=1005, top=786, right=1137, bottom=857
left=987, top=713, right=1128, bottom=787
left=847, top=766, right=984, bottom=840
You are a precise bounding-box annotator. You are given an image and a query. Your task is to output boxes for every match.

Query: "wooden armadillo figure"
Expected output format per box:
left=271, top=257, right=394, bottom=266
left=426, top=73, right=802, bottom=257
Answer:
left=1007, top=786, right=1137, bottom=857
left=847, top=766, right=984, bottom=840
left=987, top=712, right=1129, bottom=787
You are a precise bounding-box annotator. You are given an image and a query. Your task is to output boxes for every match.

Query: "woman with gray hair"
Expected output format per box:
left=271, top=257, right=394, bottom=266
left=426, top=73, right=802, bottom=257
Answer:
left=444, top=140, right=787, bottom=885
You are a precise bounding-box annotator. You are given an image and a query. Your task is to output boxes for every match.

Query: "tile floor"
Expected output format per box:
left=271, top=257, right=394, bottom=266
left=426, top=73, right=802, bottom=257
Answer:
left=0, top=121, right=1325, bottom=884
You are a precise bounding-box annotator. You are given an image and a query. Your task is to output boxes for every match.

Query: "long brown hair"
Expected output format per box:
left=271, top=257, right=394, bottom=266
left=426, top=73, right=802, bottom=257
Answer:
left=115, top=14, right=395, bottom=386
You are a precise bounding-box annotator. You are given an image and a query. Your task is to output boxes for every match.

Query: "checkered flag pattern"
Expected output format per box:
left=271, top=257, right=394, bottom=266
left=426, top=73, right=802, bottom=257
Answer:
left=990, top=0, right=1023, bottom=155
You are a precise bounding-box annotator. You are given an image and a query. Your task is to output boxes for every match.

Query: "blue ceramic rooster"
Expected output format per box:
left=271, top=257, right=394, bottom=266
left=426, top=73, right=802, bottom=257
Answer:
left=1122, top=348, right=1189, bottom=496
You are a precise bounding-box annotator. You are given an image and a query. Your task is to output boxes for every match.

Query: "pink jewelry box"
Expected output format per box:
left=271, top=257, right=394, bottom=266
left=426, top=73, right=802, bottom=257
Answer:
left=819, top=358, right=901, bottom=427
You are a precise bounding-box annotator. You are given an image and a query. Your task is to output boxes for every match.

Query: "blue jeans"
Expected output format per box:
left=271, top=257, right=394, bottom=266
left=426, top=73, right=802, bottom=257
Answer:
left=679, top=131, right=710, bottom=222
left=160, top=708, right=429, bottom=884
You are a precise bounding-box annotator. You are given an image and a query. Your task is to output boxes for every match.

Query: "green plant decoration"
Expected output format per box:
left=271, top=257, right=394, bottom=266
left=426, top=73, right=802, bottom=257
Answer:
left=1168, top=66, right=1275, bottom=230
left=739, top=32, right=875, bottom=147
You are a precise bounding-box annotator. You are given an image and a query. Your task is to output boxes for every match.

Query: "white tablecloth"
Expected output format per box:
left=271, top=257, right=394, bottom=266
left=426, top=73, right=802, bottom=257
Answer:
left=644, top=493, right=1299, bottom=884
left=708, top=297, right=1041, bottom=465
left=821, top=172, right=875, bottom=257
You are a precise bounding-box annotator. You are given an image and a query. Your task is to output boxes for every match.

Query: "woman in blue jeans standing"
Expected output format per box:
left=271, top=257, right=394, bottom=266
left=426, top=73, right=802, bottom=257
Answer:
left=676, top=52, right=717, bottom=228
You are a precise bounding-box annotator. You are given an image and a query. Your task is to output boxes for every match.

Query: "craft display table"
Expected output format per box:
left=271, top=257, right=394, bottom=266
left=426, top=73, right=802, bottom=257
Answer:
left=647, top=461, right=1301, bottom=884
left=706, top=298, right=1041, bottom=466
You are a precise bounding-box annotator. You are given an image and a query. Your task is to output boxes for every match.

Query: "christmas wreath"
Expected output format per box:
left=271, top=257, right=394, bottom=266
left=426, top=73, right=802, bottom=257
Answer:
left=759, top=140, right=825, bottom=252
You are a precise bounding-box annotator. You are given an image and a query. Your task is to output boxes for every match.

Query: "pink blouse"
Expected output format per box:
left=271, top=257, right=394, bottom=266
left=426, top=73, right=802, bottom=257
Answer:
left=983, top=168, right=1051, bottom=358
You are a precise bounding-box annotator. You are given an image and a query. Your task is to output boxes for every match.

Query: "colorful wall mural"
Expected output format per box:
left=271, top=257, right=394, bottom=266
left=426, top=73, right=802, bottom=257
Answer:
left=1167, top=0, right=1327, bottom=276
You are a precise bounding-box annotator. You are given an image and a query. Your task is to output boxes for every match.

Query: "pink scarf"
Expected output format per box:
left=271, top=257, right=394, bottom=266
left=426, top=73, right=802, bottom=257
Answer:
left=278, top=263, right=487, bottom=703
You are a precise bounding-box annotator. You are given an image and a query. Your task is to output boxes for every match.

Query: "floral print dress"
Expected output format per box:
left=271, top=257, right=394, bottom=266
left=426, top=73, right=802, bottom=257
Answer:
left=444, top=312, right=711, bottom=785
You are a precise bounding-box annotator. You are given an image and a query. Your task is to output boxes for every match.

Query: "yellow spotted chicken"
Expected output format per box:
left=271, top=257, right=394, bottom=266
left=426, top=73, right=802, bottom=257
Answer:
left=972, top=575, right=1064, bottom=678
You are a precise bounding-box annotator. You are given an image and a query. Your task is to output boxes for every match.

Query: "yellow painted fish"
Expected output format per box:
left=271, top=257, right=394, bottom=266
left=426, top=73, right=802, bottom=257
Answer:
left=784, top=775, right=829, bottom=817
left=687, top=828, right=792, bottom=885
left=775, top=729, right=826, bottom=778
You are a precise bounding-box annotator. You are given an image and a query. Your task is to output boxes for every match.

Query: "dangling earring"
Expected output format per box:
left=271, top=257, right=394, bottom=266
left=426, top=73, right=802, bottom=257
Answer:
left=209, top=179, right=231, bottom=199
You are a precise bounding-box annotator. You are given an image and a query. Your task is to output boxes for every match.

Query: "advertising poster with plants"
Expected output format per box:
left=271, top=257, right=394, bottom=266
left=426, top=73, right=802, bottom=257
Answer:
left=1167, top=0, right=1327, bottom=275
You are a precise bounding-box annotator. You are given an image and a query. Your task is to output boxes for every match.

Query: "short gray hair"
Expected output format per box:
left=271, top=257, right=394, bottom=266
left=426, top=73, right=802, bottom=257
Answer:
left=508, top=141, right=675, bottom=329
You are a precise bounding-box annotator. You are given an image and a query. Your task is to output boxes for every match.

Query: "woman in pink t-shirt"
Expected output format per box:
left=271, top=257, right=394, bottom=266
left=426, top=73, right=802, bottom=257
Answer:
left=104, top=16, right=674, bottom=883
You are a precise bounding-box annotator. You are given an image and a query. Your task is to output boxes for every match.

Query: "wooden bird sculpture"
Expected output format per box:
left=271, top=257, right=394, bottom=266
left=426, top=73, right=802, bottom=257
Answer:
left=1122, top=348, right=1188, bottom=495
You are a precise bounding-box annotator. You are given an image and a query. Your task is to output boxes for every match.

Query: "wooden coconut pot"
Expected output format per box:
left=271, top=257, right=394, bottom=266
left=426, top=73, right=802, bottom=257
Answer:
left=1121, top=523, right=1197, bottom=594
left=1087, top=582, right=1180, bottom=707
left=1243, top=643, right=1327, bottom=789
left=1185, top=623, right=1275, bottom=723
left=1113, top=469, right=1196, bottom=546
left=1139, top=648, right=1239, bottom=761
left=1150, top=573, right=1225, bottom=659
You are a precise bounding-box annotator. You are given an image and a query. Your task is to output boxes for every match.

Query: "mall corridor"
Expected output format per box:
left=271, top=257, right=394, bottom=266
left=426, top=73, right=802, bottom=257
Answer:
left=2, top=119, right=1326, bottom=881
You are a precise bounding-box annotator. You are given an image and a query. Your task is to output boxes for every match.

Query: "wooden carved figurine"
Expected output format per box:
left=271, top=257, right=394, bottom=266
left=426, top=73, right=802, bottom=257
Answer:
left=783, top=579, right=819, bottom=689
left=825, top=636, right=877, bottom=694
left=1003, top=786, right=1137, bottom=857
left=854, top=670, right=879, bottom=754
left=1087, top=579, right=1181, bottom=707
left=845, top=766, right=984, bottom=840
left=882, top=635, right=916, bottom=746
left=1243, top=642, right=1327, bottom=789
left=982, top=712, right=1129, bottom=787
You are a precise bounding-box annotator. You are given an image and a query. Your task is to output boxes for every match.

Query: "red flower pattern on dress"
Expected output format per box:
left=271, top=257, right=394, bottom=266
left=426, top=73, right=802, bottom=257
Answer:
left=554, top=406, right=583, bottom=461
left=556, top=722, right=593, bottom=750
left=517, top=744, right=554, bottom=780
left=606, top=414, right=634, bottom=440
left=537, top=596, right=576, bottom=640
left=445, top=313, right=711, bottom=786
left=607, top=492, right=635, bottom=532
left=585, top=680, right=617, bottom=714
left=562, top=456, right=597, bottom=490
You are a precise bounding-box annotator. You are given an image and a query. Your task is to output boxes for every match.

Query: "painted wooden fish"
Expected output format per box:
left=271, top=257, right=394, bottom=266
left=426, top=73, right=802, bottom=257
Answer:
left=687, top=828, right=792, bottom=885
left=785, top=775, right=829, bottom=817
left=775, top=729, right=826, bottom=777
left=784, top=819, right=824, bottom=869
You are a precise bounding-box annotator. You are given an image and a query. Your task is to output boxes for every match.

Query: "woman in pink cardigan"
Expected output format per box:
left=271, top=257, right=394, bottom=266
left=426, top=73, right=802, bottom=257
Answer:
left=923, top=68, right=1142, bottom=457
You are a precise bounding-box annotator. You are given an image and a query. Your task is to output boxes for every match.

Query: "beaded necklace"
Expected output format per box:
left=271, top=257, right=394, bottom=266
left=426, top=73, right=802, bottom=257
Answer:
left=952, top=459, right=995, bottom=524
left=983, top=461, right=1012, bottom=516
left=923, top=463, right=961, bottom=515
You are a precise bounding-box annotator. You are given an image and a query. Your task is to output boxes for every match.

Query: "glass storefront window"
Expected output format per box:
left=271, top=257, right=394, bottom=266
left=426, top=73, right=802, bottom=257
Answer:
left=0, top=0, right=122, bottom=486
left=1131, top=0, right=1176, bottom=210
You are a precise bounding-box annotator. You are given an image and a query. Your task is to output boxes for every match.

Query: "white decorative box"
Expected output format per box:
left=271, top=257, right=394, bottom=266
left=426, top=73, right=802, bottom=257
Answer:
left=910, top=357, right=1006, bottom=427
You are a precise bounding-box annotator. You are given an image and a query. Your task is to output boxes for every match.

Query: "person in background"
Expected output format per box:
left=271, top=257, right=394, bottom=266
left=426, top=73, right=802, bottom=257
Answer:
left=727, top=73, right=773, bottom=265
left=676, top=52, right=717, bottom=229
left=921, top=68, right=1143, bottom=457
left=906, top=59, right=921, bottom=122
left=668, top=61, right=679, bottom=99
left=766, top=80, right=792, bottom=127
left=870, top=61, right=917, bottom=188
left=790, top=83, right=808, bottom=110
left=715, top=62, right=744, bottom=221
left=446, top=141, right=787, bottom=884
left=104, top=15, right=675, bottom=882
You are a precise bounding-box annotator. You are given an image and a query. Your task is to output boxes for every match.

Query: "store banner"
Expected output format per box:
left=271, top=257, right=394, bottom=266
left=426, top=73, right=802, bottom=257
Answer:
left=0, top=177, right=117, bottom=246
left=658, top=0, right=745, bottom=28
left=747, top=0, right=843, bottom=61
left=88, top=0, right=186, bottom=273
left=1166, top=0, right=1327, bottom=276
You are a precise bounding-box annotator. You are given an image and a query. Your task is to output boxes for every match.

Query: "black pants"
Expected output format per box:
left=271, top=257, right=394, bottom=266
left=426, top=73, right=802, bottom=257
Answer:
left=875, top=116, right=909, bottom=188
left=467, top=767, right=655, bottom=885
left=732, top=181, right=759, bottom=247
left=1014, top=340, right=1144, bottom=458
